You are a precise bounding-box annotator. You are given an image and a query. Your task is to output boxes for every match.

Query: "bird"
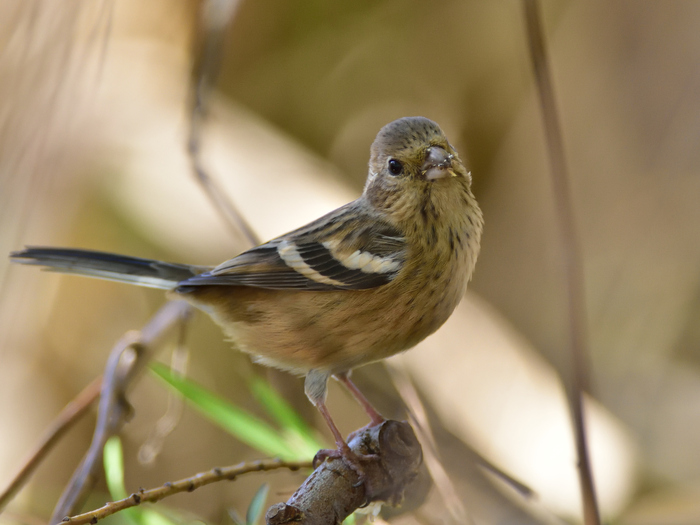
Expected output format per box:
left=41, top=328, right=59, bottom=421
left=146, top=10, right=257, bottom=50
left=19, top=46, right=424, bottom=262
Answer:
left=11, top=116, right=483, bottom=474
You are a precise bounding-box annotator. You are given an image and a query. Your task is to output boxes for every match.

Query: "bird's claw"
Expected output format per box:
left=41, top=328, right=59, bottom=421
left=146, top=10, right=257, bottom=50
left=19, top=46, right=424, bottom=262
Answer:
left=313, top=445, right=380, bottom=492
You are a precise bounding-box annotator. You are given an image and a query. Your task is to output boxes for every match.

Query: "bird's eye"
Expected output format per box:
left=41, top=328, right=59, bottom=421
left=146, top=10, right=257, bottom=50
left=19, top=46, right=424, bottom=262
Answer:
left=388, top=159, right=403, bottom=176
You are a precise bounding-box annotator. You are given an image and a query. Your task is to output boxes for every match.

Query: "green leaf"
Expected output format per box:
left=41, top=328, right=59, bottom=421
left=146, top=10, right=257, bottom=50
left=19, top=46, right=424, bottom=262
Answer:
left=103, top=436, right=141, bottom=525
left=245, top=483, right=269, bottom=525
left=227, top=508, right=245, bottom=525
left=139, top=509, right=179, bottom=525
left=104, top=436, right=129, bottom=500
left=103, top=437, right=186, bottom=525
left=149, top=362, right=299, bottom=459
left=248, top=376, right=324, bottom=456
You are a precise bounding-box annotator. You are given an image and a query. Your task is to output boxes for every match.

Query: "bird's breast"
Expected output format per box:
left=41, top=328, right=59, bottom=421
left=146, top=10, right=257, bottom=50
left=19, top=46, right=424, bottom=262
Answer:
left=178, top=195, right=481, bottom=375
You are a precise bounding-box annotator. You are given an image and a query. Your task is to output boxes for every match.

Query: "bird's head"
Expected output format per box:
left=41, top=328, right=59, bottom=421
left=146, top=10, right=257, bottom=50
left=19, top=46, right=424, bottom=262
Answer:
left=363, top=117, right=474, bottom=223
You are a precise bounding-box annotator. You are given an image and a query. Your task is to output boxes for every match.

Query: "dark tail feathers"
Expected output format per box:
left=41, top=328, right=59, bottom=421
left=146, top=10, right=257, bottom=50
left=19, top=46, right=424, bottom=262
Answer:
left=10, top=247, right=210, bottom=290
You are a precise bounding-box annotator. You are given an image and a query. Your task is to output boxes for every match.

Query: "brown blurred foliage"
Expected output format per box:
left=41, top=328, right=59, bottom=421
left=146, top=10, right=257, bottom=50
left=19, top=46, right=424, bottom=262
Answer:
left=1, top=1, right=700, bottom=524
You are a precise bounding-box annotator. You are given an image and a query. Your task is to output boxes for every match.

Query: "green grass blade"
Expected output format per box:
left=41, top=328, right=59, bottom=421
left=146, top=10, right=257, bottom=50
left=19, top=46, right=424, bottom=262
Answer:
left=103, top=436, right=129, bottom=501
left=245, top=483, right=269, bottom=525
left=139, top=509, right=179, bottom=525
left=150, top=363, right=299, bottom=459
left=248, top=376, right=324, bottom=456
left=227, top=508, right=245, bottom=525
left=104, top=437, right=188, bottom=525
left=103, top=436, right=142, bottom=525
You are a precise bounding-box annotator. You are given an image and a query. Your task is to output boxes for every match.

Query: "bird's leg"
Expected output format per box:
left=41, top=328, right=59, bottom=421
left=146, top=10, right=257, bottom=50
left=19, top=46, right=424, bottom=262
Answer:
left=305, top=370, right=351, bottom=454
left=314, top=398, right=354, bottom=455
left=334, top=371, right=385, bottom=426
left=305, top=370, right=378, bottom=485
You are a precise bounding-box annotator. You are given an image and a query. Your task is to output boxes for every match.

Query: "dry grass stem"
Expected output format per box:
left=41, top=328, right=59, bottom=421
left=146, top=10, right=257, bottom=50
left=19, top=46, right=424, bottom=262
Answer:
left=50, top=301, right=192, bottom=523
left=0, top=375, right=102, bottom=511
left=188, top=0, right=259, bottom=247
left=60, top=458, right=312, bottom=525
left=522, top=1, right=601, bottom=524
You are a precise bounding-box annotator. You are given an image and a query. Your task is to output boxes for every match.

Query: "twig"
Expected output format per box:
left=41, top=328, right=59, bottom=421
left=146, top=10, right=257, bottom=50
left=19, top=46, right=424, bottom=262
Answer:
left=266, top=420, right=424, bottom=525
left=49, top=301, right=193, bottom=524
left=385, top=364, right=471, bottom=524
left=138, top=309, right=190, bottom=465
left=61, top=458, right=311, bottom=525
left=0, top=375, right=102, bottom=511
left=522, top=2, right=601, bottom=524
left=188, top=0, right=260, bottom=247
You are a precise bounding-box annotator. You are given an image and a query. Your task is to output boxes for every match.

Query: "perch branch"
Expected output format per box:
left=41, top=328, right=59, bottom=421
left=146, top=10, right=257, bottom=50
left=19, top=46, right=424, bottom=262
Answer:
left=266, top=420, right=424, bottom=525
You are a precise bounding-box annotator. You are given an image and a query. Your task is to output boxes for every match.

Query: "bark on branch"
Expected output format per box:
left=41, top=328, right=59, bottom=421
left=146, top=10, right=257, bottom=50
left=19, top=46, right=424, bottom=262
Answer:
left=266, top=420, right=424, bottom=525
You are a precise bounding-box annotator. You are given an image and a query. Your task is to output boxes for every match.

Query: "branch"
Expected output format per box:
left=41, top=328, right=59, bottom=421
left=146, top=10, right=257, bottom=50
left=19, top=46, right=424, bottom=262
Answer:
left=61, top=458, right=312, bottom=525
left=50, top=301, right=192, bottom=524
left=0, top=375, right=102, bottom=511
left=266, top=420, right=425, bottom=525
left=522, top=2, right=601, bottom=524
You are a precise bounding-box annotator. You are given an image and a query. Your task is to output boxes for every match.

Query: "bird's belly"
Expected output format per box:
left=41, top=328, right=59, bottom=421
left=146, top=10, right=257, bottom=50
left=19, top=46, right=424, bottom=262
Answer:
left=178, top=278, right=465, bottom=375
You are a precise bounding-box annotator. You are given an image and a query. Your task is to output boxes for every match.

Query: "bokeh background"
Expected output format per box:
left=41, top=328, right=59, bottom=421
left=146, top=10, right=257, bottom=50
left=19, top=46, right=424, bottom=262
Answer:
left=1, top=1, right=700, bottom=524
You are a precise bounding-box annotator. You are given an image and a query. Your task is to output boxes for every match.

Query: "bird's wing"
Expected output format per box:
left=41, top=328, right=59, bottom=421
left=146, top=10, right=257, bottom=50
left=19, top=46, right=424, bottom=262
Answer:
left=177, top=204, right=406, bottom=291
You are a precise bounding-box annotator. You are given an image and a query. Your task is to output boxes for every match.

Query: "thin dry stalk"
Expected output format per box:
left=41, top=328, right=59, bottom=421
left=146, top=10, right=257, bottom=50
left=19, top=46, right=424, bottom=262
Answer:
left=522, top=1, right=601, bottom=524
left=49, top=301, right=192, bottom=523
left=0, top=375, right=102, bottom=511
left=386, top=364, right=471, bottom=525
left=188, top=0, right=260, bottom=247
left=61, top=458, right=312, bottom=525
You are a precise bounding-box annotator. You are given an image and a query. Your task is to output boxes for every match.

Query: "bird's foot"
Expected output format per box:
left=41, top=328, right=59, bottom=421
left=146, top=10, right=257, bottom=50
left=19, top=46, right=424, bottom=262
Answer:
left=313, top=442, right=380, bottom=490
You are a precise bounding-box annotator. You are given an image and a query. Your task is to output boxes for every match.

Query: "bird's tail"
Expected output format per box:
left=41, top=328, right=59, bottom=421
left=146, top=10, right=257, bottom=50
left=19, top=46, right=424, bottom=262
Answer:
left=10, top=247, right=209, bottom=290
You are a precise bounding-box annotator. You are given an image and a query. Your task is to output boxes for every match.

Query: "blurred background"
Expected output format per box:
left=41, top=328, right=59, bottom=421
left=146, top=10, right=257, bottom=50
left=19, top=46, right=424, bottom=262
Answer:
left=1, top=1, right=700, bottom=524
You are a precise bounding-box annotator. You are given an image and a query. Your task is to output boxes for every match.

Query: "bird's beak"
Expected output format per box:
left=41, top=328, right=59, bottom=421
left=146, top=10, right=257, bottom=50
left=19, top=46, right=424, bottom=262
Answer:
left=422, top=146, right=456, bottom=180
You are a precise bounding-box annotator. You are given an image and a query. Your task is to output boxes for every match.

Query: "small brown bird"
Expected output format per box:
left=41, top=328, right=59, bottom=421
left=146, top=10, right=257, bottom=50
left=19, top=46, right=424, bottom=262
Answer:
left=11, top=116, right=483, bottom=470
